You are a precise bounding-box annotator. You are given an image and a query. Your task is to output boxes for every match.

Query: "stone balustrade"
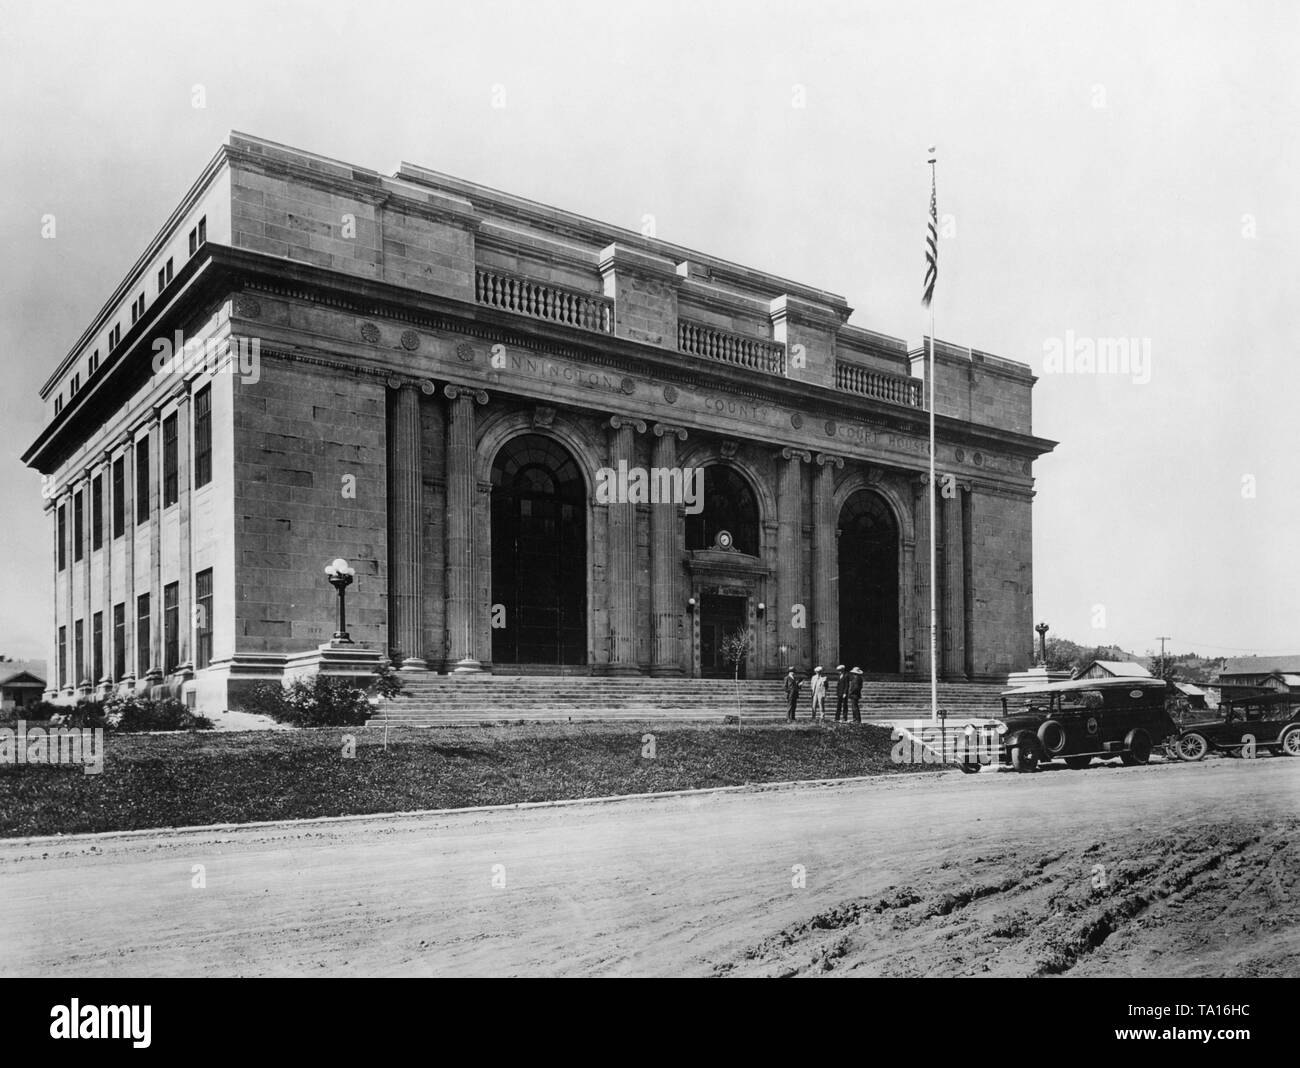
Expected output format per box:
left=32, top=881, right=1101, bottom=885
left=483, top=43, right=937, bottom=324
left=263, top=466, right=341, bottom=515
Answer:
left=677, top=320, right=786, bottom=375
left=835, top=361, right=924, bottom=408
left=475, top=269, right=613, bottom=334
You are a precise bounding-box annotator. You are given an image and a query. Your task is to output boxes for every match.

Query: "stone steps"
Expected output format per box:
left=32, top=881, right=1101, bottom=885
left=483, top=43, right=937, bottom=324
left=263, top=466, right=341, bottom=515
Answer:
left=367, top=676, right=1008, bottom=726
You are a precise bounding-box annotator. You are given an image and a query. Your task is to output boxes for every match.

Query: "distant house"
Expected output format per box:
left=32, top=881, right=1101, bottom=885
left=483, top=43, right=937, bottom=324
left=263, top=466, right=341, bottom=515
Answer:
left=1174, top=682, right=1208, bottom=710
left=0, top=661, right=47, bottom=712
left=1216, top=656, right=1300, bottom=701
left=1076, top=660, right=1153, bottom=680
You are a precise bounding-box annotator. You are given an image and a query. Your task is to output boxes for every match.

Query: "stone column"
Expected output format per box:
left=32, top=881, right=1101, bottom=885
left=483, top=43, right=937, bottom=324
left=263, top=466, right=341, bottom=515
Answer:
left=606, top=415, right=645, bottom=674
left=146, top=409, right=163, bottom=684
left=913, top=474, right=934, bottom=679
left=649, top=423, right=687, bottom=676
left=387, top=379, right=425, bottom=670
left=63, top=487, right=74, bottom=696
left=121, top=434, right=136, bottom=688
left=941, top=486, right=967, bottom=679
left=777, top=447, right=810, bottom=669
left=46, top=500, right=57, bottom=699
left=811, top=453, right=843, bottom=669
left=100, top=450, right=113, bottom=692
left=444, top=385, right=488, bottom=672
left=80, top=470, right=92, bottom=695
left=176, top=389, right=193, bottom=678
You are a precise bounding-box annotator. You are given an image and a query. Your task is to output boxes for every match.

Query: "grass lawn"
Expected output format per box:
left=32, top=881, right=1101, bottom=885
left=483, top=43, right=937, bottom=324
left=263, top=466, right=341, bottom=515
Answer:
left=0, top=721, right=948, bottom=838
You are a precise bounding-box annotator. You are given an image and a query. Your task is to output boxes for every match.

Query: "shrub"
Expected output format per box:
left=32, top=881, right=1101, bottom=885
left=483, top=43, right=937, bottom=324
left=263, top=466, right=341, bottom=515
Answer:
left=102, top=693, right=212, bottom=733
left=370, top=660, right=407, bottom=700
left=245, top=676, right=371, bottom=728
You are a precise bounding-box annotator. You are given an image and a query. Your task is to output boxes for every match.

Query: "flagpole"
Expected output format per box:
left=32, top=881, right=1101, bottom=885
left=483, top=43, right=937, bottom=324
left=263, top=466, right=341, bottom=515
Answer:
left=927, top=149, right=938, bottom=726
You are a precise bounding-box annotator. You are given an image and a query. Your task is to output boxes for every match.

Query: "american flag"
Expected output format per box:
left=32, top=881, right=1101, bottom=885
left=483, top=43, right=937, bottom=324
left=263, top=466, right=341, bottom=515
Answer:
left=922, top=159, right=938, bottom=307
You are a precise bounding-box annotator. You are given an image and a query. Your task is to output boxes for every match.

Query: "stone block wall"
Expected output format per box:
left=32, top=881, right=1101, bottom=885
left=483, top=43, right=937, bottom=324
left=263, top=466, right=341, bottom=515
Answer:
left=232, top=357, right=388, bottom=654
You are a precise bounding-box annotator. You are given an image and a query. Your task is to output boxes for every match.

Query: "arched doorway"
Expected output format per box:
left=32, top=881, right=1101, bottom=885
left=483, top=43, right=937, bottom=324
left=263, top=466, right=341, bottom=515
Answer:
left=490, top=434, right=586, bottom=665
left=686, top=464, right=761, bottom=677
left=838, top=490, right=900, bottom=673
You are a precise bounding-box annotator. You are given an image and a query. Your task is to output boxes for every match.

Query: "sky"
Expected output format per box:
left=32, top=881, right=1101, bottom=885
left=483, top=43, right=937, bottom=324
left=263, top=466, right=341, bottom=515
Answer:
left=1, top=0, right=1296, bottom=664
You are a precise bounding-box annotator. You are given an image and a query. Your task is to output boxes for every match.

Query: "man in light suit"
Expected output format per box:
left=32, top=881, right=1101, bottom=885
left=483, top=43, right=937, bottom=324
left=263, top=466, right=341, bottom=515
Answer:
left=810, top=666, right=828, bottom=721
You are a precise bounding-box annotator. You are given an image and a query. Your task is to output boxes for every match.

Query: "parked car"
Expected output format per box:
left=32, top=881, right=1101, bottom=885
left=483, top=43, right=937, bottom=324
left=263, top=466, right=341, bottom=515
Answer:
left=994, top=677, right=1178, bottom=772
left=1171, top=693, right=1300, bottom=760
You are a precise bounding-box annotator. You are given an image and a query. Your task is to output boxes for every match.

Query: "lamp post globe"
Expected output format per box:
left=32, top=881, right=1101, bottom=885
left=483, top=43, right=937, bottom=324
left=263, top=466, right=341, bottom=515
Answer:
left=325, top=558, right=356, bottom=643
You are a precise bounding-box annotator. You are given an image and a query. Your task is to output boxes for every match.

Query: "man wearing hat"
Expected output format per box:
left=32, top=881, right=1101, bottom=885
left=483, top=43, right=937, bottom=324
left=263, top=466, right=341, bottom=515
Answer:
left=834, top=665, right=850, bottom=722
left=783, top=667, right=802, bottom=722
left=810, top=666, right=828, bottom=721
left=848, top=666, right=864, bottom=723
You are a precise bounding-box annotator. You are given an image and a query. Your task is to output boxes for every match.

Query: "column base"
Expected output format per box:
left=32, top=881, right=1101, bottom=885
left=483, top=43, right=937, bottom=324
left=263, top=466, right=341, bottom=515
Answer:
left=602, top=663, right=643, bottom=676
left=450, top=658, right=484, bottom=674
left=399, top=658, right=430, bottom=672
left=648, top=665, right=685, bottom=677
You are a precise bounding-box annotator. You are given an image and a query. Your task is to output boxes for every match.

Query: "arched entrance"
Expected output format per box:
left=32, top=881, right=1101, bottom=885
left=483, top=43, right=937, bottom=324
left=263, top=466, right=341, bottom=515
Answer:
left=490, top=434, right=586, bottom=665
left=838, top=490, right=900, bottom=673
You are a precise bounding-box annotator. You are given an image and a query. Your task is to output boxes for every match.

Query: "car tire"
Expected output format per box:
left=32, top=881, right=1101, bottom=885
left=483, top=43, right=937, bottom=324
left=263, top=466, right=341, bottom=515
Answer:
left=1063, top=755, right=1092, bottom=770
left=1121, top=728, right=1152, bottom=766
left=1175, top=731, right=1209, bottom=762
left=1278, top=726, right=1300, bottom=758
left=1010, top=732, right=1041, bottom=773
left=1038, top=719, right=1067, bottom=756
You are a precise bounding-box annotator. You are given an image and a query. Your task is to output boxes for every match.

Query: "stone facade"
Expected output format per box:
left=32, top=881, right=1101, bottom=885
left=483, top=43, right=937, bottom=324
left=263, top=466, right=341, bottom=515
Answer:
left=24, top=133, right=1056, bottom=711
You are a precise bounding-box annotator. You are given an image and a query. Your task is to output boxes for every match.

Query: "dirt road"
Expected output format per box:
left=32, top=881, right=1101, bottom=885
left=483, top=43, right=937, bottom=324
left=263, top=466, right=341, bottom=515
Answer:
left=1, top=755, right=1296, bottom=977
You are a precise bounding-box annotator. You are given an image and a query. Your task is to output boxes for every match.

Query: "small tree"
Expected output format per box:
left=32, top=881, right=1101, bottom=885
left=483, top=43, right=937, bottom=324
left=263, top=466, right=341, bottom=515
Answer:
left=720, top=627, right=753, bottom=716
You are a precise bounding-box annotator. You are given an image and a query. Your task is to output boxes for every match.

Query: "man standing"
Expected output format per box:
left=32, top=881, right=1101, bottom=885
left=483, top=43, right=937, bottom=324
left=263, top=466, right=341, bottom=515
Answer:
left=784, top=667, right=802, bottom=722
left=810, top=666, right=827, bottom=721
left=835, top=664, right=849, bottom=722
left=849, top=666, right=864, bottom=723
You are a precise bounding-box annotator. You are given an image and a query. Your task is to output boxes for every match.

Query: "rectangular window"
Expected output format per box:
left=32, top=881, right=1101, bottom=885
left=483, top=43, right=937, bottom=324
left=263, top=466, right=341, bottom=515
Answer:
left=70, top=372, right=80, bottom=394
left=131, top=302, right=138, bottom=324
left=164, top=582, right=179, bottom=674
left=165, top=257, right=173, bottom=284
left=92, top=611, right=103, bottom=683
left=57, top=504, right=66, bottom=571
left=158, top=266, right=166, bottom=292
left=74, top=619, right=84, bottom=686
left=89, top=350, right=99, bottom=375
left=198, top=216, right=206, bottom=245
left=113, top=602, right=126, bottom=681
left=135, top=439, right=150, bottom=524
left=188, top=228, right=197, bottom=256
left=163, top=413, right=178, bottom=506
left=195, top=568, right=213, bottom=670
left=194, top=384, right=212, bottom=489
left=55, top=394, right=63, bottom=415
left=112, top=456, right=125, bottom=538
left=91, top=474, right=103, bottom=551
left=136, top=594, right=151, bottom=678
left=58, top=626, right=67, bottom=689
left=73, top=490, right=84, bottom=561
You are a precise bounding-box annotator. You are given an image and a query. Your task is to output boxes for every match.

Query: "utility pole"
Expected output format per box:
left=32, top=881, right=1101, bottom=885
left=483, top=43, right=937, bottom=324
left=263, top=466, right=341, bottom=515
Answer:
left=1156, top=636, right=1171, bottom=678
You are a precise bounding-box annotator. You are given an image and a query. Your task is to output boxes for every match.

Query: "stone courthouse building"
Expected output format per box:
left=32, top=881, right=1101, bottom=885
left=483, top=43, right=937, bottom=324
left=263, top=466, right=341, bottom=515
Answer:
left=24, top=133, right=1055, bottom=711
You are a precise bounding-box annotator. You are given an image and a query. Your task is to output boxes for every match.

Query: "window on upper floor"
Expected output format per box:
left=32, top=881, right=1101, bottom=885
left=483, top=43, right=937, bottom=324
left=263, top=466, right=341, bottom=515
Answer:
left=109, top=323, right=121, bottom=349
left=54, top=394, right=63, bottom=415
left=57, top=504, right=66, bottom=571
left=135, top=438, right=150, bottom=524
left=88, top=350, right=99, bottom=376
left=70, top=372, right=80, bottom=395
left=194, top=384, right=212, bottom=489
left=73, top=490, right=84, bottom=562
left=91, top=474, right=103, bottom=551
left=163, top=413, right=178, bottom=507
left=111, top=456, right=125, bottom=539
left=157, top=257, right=174, bottom=294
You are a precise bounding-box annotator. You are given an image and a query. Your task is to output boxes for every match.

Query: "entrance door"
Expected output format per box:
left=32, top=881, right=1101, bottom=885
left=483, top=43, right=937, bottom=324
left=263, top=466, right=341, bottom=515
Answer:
left=699, top=593, right=748, bottom=678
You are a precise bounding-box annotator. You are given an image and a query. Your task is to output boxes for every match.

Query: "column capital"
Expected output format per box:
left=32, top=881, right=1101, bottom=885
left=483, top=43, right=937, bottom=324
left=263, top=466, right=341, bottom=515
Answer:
left=443, top=384, right=488, bottom=405
left=652, top=423, right=688, bottom=441
left=814, top=452, right=844, bottom=469
left=780, top=446, right=812, bottom=463
left=608, top=415, right=646, bottom=433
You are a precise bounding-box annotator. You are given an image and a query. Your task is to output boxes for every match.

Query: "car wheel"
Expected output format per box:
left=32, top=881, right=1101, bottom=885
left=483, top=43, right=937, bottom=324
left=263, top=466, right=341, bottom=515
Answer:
left=1279, top=727, right=1300, bottom=757
left=1037, top=719, right=1067, bottom=756
left=1010, top=732, right=1041, bottom=773
left=1175, top=731, right=1209, bottom=762
left=1121, top=728, right=1152, bottom=766
left=1064, top=755, right=1092, bottom=770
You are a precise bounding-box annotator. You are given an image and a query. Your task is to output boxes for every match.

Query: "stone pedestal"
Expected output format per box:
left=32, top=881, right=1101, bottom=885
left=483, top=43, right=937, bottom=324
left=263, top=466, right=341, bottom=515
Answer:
left=283, top=641, right=385, bottom=684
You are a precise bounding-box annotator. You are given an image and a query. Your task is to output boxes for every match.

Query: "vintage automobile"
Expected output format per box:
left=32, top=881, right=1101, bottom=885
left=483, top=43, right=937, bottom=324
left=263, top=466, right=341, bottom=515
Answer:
left=1171, top=692, right=1300, bottom=760
left=993, top=677, right=1178, bottom=772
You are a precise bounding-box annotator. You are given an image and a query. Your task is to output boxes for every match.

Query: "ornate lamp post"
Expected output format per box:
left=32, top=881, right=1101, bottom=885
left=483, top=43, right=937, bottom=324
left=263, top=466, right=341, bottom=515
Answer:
left=1035, top=622, right=1050, bottom=666
left=325, top=558, right=356, bottom=644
